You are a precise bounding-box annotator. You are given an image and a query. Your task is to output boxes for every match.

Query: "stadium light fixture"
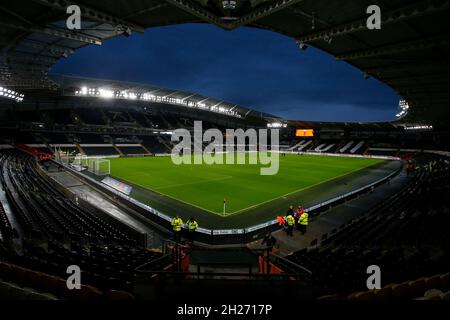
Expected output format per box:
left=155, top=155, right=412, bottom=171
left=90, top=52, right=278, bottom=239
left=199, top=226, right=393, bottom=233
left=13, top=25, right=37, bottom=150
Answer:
left=296, top=40, right=308, bottom=51
left=396, top=99, right=410, bottom=119
left=99, top=89, right=114, bottom=98
left=0, top=86, right=24, bottom=102
left=403, top=125, right=433, bottom=131
left=74, top=86, right=242, bottom=118
left=324, top=35, right=333, bottom=44
left=123, top=27, right=132, bottom=37
left=267, top=122, right=287, bottom=128
left=222, top=0, right=237, bottom=10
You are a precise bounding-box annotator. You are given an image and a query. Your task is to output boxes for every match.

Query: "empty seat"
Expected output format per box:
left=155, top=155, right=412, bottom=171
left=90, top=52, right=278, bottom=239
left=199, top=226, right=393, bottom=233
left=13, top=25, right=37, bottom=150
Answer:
left=8, top=283, right=34, bottom=300
left=374, top=286, right=393, bottom=300
left=105, top=290, right=134, bottom=300
left=0, top=281, right=12, bottom=299
left=440, top=272, right=450, bottom=290
left=424, top=275, right=442, bottom=290
left=10, top=266, right=28, bottom=286
left=408, top=278, right=427, bottom=298
left=390, top=283, right=412, bottom=300
left=69, top=285, right=103, bottom=300
left=317, top=294, right=341, bottom=300
left=27, top=291, right=58, bottom=300
left=0, top=262, right=12, bottom=280
left=348, top=290, right=375, bottom=300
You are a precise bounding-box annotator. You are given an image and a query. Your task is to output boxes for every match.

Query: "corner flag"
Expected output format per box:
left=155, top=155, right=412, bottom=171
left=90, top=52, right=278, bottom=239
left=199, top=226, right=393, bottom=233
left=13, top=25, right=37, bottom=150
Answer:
left=223, top=197, right=227, bottom=216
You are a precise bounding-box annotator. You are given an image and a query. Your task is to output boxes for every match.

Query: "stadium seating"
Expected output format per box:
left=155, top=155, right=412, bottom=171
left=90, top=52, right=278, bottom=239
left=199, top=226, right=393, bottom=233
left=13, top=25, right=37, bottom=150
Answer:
left=284, top=155, right=450, bottom=297
left=0, top=149, right=136, bottom=245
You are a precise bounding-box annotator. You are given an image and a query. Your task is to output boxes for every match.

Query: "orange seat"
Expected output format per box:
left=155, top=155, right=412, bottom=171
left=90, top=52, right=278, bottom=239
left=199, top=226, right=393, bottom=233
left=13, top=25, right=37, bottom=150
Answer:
left=38, top=274, right=60, bottom=295
left=374, top=287, right=393, bottom=300
left=408, top=278, right=427, bottom=298
left=10, top=266, right=28, bottom=286
left=74, top=285, right=102, bottom=300
left=0, top=262, right=12, bottom=280
left=61, top=284, right=102, bottom=300
left=424, top=275, right=442, bottom=290
left=24, top=270, right=43, bottom=290
left=55, top=278, right=73, bottom=299
left=440, top=273, right=450, bottom=290
left=391, top=283, right=412, bottom=300
left=348, top=290, right=375, bottom=300
left=106, top=290, right=134, bottom=301
left=356, top=291, right=375, bottom=301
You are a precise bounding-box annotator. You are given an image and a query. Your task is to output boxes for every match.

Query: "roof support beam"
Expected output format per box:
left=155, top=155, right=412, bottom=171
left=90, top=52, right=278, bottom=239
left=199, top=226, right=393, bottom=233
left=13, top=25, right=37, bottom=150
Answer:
left=31, top=0, right=145, bottom=33
left=232, top=0, right=304, bottom=29
left=0, top=21, right=102, bottom=45
left=296, top=0, right=450, bottom=43
left=336, top=35, right=449, bottom=61
left=122, top=4, right=169, bottom=19
left=164, top=0, right=229, bottom=29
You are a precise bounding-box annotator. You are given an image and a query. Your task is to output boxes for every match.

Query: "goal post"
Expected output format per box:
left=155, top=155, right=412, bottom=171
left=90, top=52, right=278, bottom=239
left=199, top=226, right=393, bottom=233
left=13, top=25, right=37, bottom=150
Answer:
left=87, top=158, right=110, bottom=176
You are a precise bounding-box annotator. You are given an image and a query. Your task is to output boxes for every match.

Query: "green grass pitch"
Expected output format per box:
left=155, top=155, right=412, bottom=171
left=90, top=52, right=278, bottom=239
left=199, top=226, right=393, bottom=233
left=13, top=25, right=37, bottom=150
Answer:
left=108, top=154, right=383, bottom=216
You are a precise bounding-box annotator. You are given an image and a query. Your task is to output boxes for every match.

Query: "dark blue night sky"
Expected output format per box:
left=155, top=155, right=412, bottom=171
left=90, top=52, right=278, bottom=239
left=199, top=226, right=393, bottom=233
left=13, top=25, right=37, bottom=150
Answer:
left=52, top=23, right=400, bottom=122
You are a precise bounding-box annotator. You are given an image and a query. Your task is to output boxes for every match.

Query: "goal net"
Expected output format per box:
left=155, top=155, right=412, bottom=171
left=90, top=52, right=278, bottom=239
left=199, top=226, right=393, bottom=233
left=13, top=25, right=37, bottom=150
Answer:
left=87, top=158, right=110, bottom=176
left=55, top=150, right=87, bottom=171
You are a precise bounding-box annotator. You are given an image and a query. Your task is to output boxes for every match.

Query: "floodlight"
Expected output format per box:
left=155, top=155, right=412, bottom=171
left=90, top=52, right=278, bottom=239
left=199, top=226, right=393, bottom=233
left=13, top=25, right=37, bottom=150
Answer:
left=297, top=41, right=308, bottom=50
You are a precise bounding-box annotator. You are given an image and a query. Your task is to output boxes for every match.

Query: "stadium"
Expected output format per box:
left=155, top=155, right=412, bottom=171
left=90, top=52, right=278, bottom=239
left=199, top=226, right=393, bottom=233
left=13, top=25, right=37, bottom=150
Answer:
left=0, top=0, right=450, bottom=307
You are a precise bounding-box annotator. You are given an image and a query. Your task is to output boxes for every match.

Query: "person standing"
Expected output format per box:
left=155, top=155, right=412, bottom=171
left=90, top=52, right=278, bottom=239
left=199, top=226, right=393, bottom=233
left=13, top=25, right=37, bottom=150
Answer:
left=295, top=205, right=305, bottom=228
left=298, top=210, right=309, bottom=235
left=285, top=214, right=295, bottom=237
left=286, top=205, right=295, bottom=217
left=171, top=215, right=183, bottom=242
left=186, top=217, right=198, bottom=243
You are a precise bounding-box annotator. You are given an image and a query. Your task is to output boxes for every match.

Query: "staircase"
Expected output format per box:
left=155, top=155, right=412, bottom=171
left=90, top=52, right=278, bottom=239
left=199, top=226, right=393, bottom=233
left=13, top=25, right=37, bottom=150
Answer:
left=112, top=143, right=124, bottom=156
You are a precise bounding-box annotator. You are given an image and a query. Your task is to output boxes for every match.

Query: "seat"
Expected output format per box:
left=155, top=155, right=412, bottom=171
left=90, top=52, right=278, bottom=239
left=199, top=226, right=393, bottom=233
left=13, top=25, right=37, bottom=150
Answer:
left=348, top=291, right=375, bottom=300
left=0, top=281, right=12, bottom=299
left=64, top=284, right=103, bottom=300
left=10, top=266, right=28, bottom=286
left=317, top=294, right=341, bottom=300
left=24, top=270, right=43, bottom=290
left=27, top=291, right=58, bottom=300
left=374, top=287, right=393, bottom=300
left=390, top=283, right=412, bottom=300
left=424, top=275, right=442, bottom=290
left=38, top=274, right=60, bottom=295
left=8, top=283, right=32, bottom=300
left=105, top=290, right=134, bottom=301
left=440, top=272, right=450, bottom=290
left=0, top=262, right=12, bottom=281
left=408, top=278, right=427, bottom=298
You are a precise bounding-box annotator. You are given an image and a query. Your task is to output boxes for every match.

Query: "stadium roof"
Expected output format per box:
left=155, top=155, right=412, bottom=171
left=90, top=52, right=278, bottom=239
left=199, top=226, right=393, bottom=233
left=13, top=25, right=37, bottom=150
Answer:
left=1, top=0, right=450, bottom=125
left=48, top=74, right=280, bottom=121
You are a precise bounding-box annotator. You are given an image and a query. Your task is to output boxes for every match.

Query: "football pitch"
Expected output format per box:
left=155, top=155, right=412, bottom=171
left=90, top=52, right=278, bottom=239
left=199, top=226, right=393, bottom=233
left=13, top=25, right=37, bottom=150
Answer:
left=109, top=154, right=383, bottom=216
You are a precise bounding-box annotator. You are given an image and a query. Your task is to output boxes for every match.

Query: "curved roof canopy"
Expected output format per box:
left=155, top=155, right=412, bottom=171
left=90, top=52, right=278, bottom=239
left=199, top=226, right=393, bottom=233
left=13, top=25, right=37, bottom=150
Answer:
left=1, top=0, right=450, bottom=125
left=48, top=74, right=279, bottom=121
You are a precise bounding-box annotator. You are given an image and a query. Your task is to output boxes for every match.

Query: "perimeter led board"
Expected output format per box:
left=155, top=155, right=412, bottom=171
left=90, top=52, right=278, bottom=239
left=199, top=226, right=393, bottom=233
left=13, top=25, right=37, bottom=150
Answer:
left=296, top=129, right=314, bottom=137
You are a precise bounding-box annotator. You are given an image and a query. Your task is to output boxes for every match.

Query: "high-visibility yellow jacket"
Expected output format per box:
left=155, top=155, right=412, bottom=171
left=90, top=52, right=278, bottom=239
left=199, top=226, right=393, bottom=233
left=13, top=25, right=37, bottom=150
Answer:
left=171, top=217, right=183, bottom=232
left=286, top=215, right=295, bottom=226
left=186, top=220, right=198, bottom=231
left=299, top=212, right=309, bottom=225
